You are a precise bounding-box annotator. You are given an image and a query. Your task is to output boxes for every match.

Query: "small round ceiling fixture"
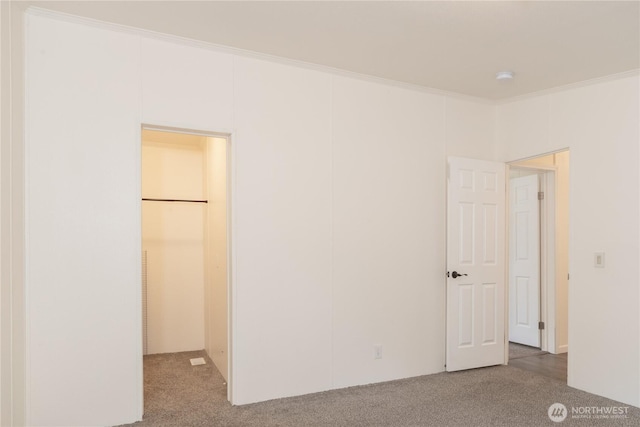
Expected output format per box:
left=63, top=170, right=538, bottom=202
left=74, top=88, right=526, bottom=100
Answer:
left=496, top=71, right=514, bottom=81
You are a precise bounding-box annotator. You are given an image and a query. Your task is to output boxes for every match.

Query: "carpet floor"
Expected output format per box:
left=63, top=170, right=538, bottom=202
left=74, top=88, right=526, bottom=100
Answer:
left=509, top=342, right=549, bottom=360
left=120, top=350, right=640, bottom=427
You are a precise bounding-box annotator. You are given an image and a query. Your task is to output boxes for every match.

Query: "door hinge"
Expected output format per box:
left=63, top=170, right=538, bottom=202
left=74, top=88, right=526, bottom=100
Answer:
left=568, top=273, right=570, bottom=280
left=538, top=321, right=545, bottom=330
left=538, top=191, right=544, bottom=200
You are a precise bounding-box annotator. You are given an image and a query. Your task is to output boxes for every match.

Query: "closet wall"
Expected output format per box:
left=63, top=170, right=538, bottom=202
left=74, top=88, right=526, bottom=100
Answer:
left=204, top=137, right=229, bottom=382
left=141, top=130, right=207, bottom=354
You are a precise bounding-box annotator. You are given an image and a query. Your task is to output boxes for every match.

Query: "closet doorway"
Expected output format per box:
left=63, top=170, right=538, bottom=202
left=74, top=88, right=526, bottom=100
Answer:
left=141, top=127, right=231, bottom=400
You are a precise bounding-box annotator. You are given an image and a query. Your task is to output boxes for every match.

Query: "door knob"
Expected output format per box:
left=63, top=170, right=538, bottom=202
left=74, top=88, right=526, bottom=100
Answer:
left=449, top=271, right=468, bottom=279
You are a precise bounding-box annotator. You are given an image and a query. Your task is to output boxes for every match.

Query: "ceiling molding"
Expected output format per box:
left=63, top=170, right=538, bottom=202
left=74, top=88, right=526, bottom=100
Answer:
left=23, top=6, right=497, bottom=105
left=496, top=69, right=640, bottom=105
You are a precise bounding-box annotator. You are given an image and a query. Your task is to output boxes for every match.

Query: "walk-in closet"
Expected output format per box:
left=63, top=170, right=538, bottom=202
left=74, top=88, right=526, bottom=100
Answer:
left=141, top=128, right=229, bottom=384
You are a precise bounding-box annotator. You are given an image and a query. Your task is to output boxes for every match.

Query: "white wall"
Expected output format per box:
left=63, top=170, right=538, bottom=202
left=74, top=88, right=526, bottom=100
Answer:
left=142, top=132, right=206, bottom=354
left=497, top=75, right=640, bottom=406
left=0, top=2, right=8, bottom=425
left=0, top=2, right=4, bottom=424
left=141, top=37, right=234, bottom=133
left=233, top=56, right=334, bottom=403
left=444, top=97, right=496, bottom=161
left=3, top=2, right=27, bottom=425
left=23, top=11, right=496, bottom=425
left=331, top=76, right=446, bottom=387
left=25, top=14, right=142, bottom=426
left=204, top=137, right=229, bottom=382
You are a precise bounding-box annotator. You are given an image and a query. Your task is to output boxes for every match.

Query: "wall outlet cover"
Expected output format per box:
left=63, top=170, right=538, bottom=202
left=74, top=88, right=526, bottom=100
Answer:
left=594, top=252, right=605, bottom=268
left=374, top=345, right=383, bottom=360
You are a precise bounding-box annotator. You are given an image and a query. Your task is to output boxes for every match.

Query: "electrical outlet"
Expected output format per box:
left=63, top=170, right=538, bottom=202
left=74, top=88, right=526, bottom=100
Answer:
left=594, top=252, right=605, bottom=268
left=374, top=345, right=383, bottom=360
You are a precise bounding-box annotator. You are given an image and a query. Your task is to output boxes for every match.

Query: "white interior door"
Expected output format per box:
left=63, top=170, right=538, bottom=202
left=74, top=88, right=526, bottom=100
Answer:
left=446, top=157, right=506, bottom=372
left=508, top=174, right=540, bottom=347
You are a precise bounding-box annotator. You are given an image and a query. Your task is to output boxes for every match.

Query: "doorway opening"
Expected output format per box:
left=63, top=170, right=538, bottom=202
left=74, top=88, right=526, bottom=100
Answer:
left=141, top=127, right=231, bottom=408
left=507, top=150, right=569, bottom=383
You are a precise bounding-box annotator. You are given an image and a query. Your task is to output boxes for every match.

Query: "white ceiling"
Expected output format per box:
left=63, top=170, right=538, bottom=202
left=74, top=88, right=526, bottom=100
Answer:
left=29, top=1, right=640, bottom=100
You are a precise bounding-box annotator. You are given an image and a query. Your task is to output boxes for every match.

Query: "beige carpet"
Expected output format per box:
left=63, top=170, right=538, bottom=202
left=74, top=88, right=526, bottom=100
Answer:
left=119, top=350, right=640, bottom=427
left=509, top=342, right=549, bottom=360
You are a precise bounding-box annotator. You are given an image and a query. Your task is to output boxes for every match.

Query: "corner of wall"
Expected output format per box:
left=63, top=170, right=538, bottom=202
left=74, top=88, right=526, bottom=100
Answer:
left=4, top=2, right=28, bottom=426
left=490, top=102, right=500, bottom=162
left=0, top=0, right=7, bottom=424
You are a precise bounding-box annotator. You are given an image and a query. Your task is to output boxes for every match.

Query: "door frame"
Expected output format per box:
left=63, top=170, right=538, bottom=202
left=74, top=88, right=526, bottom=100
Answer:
left=505, top=164, right=557, bottom=358
left=139, top=124, right=235, bottom=405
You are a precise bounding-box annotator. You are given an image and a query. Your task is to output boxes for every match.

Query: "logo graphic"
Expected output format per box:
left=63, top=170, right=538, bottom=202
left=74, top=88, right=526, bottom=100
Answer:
left=548, top=403, right=568, bottom=423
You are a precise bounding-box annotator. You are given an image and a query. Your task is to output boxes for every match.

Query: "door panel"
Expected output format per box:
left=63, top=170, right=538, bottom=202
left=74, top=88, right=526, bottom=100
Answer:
left=508, top=174, right=540, bottom=347
left=482, top=283, right=497, bottom=344
left=446, top=157, right=506, bottom=372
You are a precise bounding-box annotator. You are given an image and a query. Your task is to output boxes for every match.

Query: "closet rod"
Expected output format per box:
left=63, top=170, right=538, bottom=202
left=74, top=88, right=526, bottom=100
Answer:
left=142, top=198, right=208, bottom=203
